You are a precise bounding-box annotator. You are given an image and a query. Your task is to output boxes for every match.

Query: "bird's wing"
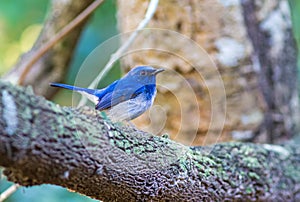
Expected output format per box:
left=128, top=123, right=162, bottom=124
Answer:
left=93, top=80, right=119, bottom=99
left=95, top=85, right=146, bottom=110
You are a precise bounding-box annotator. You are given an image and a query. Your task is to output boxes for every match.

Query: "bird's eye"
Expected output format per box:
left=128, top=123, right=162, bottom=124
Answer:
left=140, top=71, right=146, bottom=75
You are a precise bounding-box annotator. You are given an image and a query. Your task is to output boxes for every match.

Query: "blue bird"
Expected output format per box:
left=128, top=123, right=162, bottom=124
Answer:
left=50, top=66, right=164, bottom=121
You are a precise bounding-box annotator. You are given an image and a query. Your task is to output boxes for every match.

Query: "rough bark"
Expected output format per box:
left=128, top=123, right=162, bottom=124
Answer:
left=117, top=0, right=299, bottom=145
left=3, top=0, right=93, bottom=98
left=0, top=81, right=300, bottom=201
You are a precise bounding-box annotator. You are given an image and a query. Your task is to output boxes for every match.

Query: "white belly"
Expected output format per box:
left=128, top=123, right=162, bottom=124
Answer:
left=106, top=90, right=156, bottom=121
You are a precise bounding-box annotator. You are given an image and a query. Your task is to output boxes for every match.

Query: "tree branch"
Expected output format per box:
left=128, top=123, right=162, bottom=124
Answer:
left=3, top=0, right=95, bottom=98
left=18, top=0, right=104, bottom=86
left=0, top=81, right=300, bottom=201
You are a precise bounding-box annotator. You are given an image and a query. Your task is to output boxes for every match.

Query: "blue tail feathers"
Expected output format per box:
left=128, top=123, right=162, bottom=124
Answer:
left=50, top=83, right=96, bottom=95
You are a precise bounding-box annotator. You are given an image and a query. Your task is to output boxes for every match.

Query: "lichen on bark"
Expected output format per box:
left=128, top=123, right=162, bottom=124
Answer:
left=0, top=81, right=300, bottom=201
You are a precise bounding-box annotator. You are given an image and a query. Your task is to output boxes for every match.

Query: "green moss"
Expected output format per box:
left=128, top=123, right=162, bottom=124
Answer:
left=204, top=169, right=212, bottom=178
left=22, top=106, right=33, bottom=120
left=133, top=147, right=144, bottom=155
left=194, top=161, right=204, bottom=171
left=123, top=140, right=131, bottom=149
left=225, top=153, right=231, bottom=159
left=242, top=156, right=260, bottom=168
left=279, top=183, right=287, bottom=189
left=221, top=171, right=229, bottom=180
left=115, top=140, right=123, bottom=148
left=245, top=187, right=253, bottom=194
left=100, top=111, right=109, bottom=120
left=200, top=156, right=217, bottom=166
left=217, top=167, right=228, bottom=179
left=145, top=144, right=154, bottom=151
left=178, top=157, right=189, bottom=172
left=46, top=100, right=63, bottom=114
left=248, top=172, right=260, bottom=180
left=108, top=131, right=115, bottom=137
left=229, top=180, right=237, bottom=187
left=240, top=171, right=246, bottom=177
left=285, top=164, right=300, bottom=181
left=161, top=133, right=169, bottom=139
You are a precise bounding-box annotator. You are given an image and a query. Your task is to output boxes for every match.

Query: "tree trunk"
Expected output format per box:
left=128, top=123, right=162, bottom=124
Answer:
left=1, top=81, right=300, bottom=201
left=117, top=0, right=299, bottom=145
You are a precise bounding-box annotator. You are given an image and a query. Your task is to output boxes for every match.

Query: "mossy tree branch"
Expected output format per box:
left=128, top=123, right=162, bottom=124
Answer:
left=0, top=81, right=300, bottom=201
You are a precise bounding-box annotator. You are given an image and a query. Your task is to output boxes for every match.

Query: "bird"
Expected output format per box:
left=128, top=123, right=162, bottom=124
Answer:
left=50, top=66, right=164, bottom=121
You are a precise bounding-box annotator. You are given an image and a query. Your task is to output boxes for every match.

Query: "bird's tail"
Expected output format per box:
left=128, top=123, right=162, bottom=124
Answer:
left=50, top=83, right=99, bottom=104
left=50, top=83, right=95, bottom=94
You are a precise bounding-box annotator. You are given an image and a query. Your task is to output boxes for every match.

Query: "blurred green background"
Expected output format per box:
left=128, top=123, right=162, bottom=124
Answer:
left=0, top=0, right=119, bottom=201
left=289, top=0, right=300, bottom=82
left=1, top=0, right=300, bottom=201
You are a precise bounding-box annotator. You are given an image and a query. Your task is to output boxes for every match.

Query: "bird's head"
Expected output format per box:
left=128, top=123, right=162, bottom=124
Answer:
left=126, top=66, right=164, bottom=85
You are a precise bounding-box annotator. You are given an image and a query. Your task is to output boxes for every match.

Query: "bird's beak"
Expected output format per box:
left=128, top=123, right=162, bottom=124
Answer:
left=152, top=68, right=165, bottom=75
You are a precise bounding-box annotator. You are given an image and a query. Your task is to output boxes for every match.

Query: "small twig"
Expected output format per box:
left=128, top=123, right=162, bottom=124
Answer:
left=18, top=0, right=105, bottom=85
left=78, top=0, right=159, bottom=106
left=0, top=184, right=20, bottom=202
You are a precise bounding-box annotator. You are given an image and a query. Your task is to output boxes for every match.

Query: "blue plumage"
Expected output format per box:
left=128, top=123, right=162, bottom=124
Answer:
left=50, top=66, right=164, bottom=121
